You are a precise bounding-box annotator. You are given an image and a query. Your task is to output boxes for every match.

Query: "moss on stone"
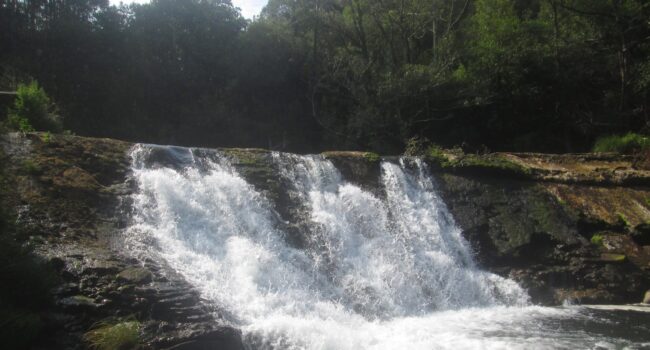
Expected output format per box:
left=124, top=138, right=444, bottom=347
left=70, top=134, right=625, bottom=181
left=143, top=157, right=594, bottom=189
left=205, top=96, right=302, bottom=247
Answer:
left=424, top=145, right=531, bottom=176
left=84, top=319, right=141, bottom=350
left=599, top=253, right=627, bottom=263
left=321, top=151, right=371, bottom=159
left=545, top=184, right=650, bottom=228
left=591, top=233, right=604, bottom=246
left=458, top=154, right=531, bottom=175
left=363, top=152, right=381, bottom=163
left=117, top=267, right=153, bottom=285
left=616, top=212, right=631, bottom=227
left=529, top=192, right=566, bottom=235
left=425, top=145, right=455, bottom=167
left=221, top=148, right=269, bottom=166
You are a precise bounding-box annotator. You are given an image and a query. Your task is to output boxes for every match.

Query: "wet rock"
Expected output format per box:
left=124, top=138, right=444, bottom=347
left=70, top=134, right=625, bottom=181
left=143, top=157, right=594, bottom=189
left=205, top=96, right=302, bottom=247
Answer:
left=554, top=288, right=617, bottom=304
left=322, top=151, right=382, bottom=193
left=117, top=267, right=153, bottom=285
left=434, top=165, right=650, bottom=305
left=632, top=223, right=650, bottom=245
left=59, top=295, right=100, bottom=310
left=643, top=290, right=650, bottom=304
left=152, top=324, right=244, bottom=350
left=52, top=167, right=101, bottom=191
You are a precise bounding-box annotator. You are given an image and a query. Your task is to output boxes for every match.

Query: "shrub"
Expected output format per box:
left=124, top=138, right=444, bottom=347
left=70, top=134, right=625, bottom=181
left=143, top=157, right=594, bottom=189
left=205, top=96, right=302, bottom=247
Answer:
left=5, top=114, right=35, bottom=132
left=592, top=133, right=650, bottom=154
left=5, top=81, right=62, bottom=132
left=84, top=320, right=141, bottom=350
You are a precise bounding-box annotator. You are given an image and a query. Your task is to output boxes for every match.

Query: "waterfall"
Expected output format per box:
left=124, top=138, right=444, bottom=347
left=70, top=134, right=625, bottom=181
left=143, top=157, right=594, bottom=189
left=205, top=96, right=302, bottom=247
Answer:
left=272, top=153, right=528, bottom=318
left=126, top=145, right=571, bottom=350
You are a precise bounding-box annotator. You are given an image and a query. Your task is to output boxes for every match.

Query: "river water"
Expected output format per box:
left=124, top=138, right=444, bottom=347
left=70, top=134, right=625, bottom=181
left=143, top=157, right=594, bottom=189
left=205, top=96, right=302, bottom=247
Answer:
left=125, top=144, right=650, bottom=350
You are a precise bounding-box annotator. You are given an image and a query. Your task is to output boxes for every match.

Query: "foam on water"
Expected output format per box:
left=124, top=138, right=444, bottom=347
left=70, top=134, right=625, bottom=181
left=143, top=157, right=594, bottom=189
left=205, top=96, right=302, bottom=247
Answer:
left=126, top=145, right=648, bottom=349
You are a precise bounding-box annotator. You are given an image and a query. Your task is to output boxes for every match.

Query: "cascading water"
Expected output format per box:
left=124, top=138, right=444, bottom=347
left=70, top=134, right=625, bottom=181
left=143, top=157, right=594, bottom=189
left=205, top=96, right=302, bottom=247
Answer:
left=272, top=153, right=528, bottom=318
left=126, top=144, right=650, bottom=350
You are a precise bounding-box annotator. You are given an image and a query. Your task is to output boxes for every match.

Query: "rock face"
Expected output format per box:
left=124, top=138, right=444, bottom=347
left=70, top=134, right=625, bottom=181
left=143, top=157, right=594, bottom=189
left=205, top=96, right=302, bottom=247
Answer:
left=2, top=132, right=650, bottom=348
left=425, top=151, right=650, bottom=305
left=0, top=133, right=242, bottom=349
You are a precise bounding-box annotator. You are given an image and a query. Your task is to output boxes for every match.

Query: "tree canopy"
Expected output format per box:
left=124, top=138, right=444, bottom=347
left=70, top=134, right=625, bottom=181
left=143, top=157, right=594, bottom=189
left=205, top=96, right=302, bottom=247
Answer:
left=1, top=0, right=648, bottom=153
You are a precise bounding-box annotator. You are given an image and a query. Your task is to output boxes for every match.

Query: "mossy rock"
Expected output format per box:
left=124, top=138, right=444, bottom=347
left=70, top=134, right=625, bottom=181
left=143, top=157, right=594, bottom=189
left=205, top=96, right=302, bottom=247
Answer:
left=84, top=319, right=141, bottom=350
left=321, top=151, right=382, bottom=192
left=423, top=146, right=531, bottom=178
left=52, top=167, right=102, bottom=191
left=599, top=253, right=627, bottom=263
left=117, top=267, right=153, bottom=285
left=220, top=148, right=270, bottom=166
left=591, top=234, right=605, bottom=246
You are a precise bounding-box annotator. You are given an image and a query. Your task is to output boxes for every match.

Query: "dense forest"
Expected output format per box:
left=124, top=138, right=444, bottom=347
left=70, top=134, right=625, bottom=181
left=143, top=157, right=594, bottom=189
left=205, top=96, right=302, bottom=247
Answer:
left=1, top=0, right=649, bottom=153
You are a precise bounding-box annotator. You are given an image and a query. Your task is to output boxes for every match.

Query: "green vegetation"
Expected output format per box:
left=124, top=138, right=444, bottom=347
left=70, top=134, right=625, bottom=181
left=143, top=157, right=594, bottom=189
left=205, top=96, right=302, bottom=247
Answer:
left=5, top=81, right=61, bottom=133
left=40, top=131, right=52, bottom=143
left=5, top=113, right=34, bottom=132
left=456, top=154, right=530, bottom=175
left=363, top=152, right=381, bottom=163
left=84, top=319, right=141, bottom=350
left=0, top=0, right=647, bottom=153
left=591, top=234, right=604, bottom=246
left=424, top=144, right=530, bottom=175
left=426, top=145, right=454, bottom=168
left=592, top=133, right=650, bottom=154
left=600, top=253, right=627, bottom=263
left=616, top=212, right=631, bottom=227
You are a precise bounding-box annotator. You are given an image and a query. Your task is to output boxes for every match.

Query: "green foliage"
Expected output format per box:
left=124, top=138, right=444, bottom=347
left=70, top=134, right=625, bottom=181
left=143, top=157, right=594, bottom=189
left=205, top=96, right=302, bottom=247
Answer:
left=5, top=114, right=35, bottom=132
left=403, top=137, right=430, bottom=157
left=6, top=81, right=61, bottom=133
left=426, top=145, right=454, bottom=167
left=616, top=212, right=631, bottom=227
left=592, top=133, right=650, bottom=154
left=84, top=320, right=141, bottom=350
left=591, top=233, right=604, bottom=246
left=0, top=0, right=648, bottom=153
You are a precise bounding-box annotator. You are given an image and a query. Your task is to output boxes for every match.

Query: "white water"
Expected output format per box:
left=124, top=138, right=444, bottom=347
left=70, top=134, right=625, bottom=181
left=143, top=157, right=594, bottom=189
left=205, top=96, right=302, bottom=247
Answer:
left=126, top=145, right=649, bottom=349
